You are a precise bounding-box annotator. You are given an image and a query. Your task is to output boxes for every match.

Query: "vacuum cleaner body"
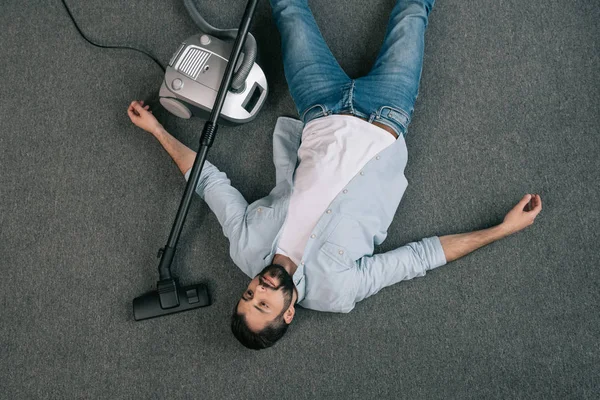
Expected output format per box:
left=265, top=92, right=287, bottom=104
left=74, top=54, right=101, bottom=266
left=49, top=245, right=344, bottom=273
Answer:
left=159, top=33, right=268, bottom=125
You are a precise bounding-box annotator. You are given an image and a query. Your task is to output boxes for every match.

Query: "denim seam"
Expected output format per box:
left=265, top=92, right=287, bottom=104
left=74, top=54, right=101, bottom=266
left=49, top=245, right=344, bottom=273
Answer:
left=349, top=80, right=356, bottom=114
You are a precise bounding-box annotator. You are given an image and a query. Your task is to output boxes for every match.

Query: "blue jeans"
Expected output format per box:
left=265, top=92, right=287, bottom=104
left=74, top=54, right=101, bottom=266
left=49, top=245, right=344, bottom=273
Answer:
left=270, top=0, right=434, bottom=137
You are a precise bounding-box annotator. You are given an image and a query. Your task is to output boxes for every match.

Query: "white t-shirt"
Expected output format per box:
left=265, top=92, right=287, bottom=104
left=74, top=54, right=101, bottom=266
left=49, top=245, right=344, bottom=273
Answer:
left=276, top=115, right=396, bottom=265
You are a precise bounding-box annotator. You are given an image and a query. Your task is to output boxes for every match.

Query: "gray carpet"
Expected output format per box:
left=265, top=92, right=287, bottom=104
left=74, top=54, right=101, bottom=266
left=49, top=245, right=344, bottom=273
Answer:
left=1, top=0, right=599, bottom=398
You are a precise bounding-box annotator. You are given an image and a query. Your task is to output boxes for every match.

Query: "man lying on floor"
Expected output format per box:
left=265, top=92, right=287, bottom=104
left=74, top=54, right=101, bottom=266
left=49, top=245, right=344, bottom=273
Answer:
left=127, top=0, right=542, bottom=350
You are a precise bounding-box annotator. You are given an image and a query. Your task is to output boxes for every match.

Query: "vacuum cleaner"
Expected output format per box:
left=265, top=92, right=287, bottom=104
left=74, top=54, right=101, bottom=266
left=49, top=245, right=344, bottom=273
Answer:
left=133, top=0, right=264, bottom=320
left=159, top=0, right=268, bottom=124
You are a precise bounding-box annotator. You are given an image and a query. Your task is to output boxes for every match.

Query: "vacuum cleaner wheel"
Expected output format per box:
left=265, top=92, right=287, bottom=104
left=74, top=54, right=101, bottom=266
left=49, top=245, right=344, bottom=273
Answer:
left=160, top=97, right=192, bottom=119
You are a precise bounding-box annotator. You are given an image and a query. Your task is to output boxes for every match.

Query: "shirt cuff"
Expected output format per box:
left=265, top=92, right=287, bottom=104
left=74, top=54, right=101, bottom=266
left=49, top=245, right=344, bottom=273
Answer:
left=184, top=167, right=192, bottom=181
left=424, top=236, right=447, bottom=270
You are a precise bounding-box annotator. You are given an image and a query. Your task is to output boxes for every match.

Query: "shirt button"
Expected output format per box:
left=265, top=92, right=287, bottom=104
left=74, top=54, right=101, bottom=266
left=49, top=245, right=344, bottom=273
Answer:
left=310, top=234, right=316, bottom=239
left=343, top=189, right=348, bottom=194
left=376, top=156, right=381, bottom=160
left=257, top=208, right=262, bottom=212
left=301, top=261, right=305, bottom=265
left=326, top=209, right=332, bottom=214
left=338, top=250, right=344, bottom=255
left=360, top=171, right=364, bottom=176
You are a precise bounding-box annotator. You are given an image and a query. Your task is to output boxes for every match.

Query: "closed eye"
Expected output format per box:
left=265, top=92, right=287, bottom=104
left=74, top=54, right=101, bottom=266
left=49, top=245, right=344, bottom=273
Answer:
left=241, top=290, right=253, bottom=301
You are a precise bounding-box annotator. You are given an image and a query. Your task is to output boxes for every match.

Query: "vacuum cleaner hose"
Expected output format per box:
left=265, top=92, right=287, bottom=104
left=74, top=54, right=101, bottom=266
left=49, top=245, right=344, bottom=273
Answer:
left=232, top=34, right=257, bottom=92
left=183, top=0, right=257, bottom=91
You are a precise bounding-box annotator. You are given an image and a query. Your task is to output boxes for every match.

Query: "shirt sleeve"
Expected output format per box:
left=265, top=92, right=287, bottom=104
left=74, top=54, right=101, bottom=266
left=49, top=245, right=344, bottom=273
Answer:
left=354, top=236, right=447, bottom=303
left=184, top=161, right=248, bottom=262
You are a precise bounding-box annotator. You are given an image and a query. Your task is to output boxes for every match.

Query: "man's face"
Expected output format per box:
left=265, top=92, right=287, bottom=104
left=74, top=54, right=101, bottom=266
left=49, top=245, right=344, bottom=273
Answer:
left=236, top=264, right=296, bottom=332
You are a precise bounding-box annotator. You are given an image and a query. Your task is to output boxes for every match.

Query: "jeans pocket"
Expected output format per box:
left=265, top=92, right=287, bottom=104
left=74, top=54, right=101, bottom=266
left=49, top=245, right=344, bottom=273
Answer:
left=301, top=104, right=329, bottom=123
left=378, top=106, right=410, bottom=133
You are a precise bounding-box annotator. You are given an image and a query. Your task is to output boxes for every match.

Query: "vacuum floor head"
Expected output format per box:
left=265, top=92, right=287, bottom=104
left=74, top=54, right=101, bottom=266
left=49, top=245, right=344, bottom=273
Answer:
left=133, top=279, right=210, bottom=321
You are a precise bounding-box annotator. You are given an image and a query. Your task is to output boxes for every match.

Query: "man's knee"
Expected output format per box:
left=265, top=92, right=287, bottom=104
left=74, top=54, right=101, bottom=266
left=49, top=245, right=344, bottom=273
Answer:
left=393, top=0, right=433, bottom=28
left=270, top=0, right=307, bottom=10
left=270, top=0, right=310, bottom=20
left=399, top=0, right=434, bottom=15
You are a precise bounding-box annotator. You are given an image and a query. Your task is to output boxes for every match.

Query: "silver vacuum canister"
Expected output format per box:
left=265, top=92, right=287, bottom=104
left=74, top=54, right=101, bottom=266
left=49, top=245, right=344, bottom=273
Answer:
left=159, top=33, right=268, bottom=125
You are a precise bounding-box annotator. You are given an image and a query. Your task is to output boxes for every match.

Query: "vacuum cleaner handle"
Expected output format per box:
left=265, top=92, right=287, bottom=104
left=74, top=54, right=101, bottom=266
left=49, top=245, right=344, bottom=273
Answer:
left=183, top=0, right=257, bottom=91
left=157, top=0, right=260, bottom=280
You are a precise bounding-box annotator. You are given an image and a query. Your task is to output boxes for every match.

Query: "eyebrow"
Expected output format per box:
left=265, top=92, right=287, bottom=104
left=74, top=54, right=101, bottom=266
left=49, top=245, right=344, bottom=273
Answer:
left=253, top=305, right=268, bottom=314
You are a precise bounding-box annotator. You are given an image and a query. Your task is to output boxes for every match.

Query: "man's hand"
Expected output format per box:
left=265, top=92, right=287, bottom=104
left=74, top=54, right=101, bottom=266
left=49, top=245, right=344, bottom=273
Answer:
left=127, top=100, right=163, bottom=135
left=501, top=194, right=543, bottom=235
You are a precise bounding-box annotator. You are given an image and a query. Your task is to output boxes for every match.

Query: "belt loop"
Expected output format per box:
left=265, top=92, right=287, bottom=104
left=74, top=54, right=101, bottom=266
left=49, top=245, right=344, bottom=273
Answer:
left=368, top=113, right=376, bottom=123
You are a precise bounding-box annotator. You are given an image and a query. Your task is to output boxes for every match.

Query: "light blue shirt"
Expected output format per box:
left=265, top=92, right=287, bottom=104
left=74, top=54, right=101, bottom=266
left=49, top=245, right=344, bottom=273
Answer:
left=186, top=117, right=447, bottom=313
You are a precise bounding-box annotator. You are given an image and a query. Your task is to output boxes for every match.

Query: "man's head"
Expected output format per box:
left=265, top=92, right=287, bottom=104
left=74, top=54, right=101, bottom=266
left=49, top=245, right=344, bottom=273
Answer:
left=231, top=264, right=297, bottom=350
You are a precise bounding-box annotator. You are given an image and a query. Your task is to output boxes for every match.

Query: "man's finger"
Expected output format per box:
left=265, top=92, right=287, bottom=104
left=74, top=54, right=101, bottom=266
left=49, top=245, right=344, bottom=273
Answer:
left=532, top=195, right=542, bottom=212
left=128, top=106, right=140, bottom=117
left=517, top=194, right=533, bottom=209
left=131, top=102, right=145, bottom=113
left=530, top=205, right=542, bottom=219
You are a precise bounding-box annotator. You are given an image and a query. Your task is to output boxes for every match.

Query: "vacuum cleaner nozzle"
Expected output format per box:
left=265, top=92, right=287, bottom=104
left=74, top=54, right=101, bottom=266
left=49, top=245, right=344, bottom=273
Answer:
left=133, top=279, right=210, bottom=321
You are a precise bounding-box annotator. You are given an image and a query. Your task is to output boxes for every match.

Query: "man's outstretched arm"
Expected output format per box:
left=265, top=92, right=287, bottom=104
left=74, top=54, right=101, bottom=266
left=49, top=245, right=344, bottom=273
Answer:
left=355, top=194, right=543, bottom=302
left=128, top=100, right=252, bottom=271
left=440, top=194, right=542, bottom=262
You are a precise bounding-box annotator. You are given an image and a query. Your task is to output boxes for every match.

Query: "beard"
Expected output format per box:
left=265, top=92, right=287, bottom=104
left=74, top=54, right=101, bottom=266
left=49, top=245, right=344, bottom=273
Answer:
left=258, top=264, right=296, bottom=310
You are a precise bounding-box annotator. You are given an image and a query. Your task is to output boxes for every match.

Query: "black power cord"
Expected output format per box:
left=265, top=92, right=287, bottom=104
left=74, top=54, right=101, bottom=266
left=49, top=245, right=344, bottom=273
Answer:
left=60, top=0, right=166, bottom=73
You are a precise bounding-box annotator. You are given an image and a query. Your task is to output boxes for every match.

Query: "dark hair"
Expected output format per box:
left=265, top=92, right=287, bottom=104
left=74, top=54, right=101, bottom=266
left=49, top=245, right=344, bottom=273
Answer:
left=230, top=307, right=290, bottom=350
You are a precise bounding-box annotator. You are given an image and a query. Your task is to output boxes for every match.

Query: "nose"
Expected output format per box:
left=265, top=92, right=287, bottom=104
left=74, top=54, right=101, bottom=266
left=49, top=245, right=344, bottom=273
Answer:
left=257, top=283, right=267, bottom=292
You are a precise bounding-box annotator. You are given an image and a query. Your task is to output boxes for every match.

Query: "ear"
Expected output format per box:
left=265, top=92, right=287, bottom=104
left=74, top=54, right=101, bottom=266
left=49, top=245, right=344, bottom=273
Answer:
left=283, top=305, right=295, bottom=324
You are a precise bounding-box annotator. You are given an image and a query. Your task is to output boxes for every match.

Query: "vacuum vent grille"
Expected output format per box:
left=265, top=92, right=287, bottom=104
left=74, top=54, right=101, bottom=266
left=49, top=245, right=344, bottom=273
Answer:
left=177, top=47, right=210, bottom=80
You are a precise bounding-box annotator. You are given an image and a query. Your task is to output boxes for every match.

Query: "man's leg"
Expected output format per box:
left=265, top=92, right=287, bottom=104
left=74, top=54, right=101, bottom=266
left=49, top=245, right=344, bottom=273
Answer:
left=354, top=0, right=435, bottom=137
left=270, top=0, right=350, bottom=122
